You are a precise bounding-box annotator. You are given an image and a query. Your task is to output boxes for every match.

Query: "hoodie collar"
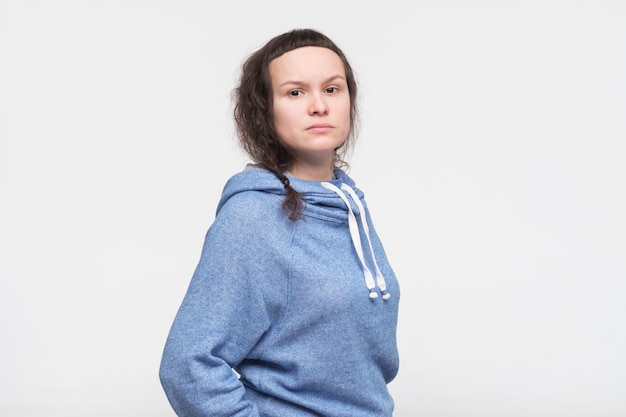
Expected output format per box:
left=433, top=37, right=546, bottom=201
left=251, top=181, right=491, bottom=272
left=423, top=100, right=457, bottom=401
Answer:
left=217, top=164, right=363, bottom=221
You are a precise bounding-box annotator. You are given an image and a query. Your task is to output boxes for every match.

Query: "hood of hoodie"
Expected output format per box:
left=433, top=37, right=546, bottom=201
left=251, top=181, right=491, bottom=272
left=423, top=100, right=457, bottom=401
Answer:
left=216, top=164, right=391, bottom=300
left=216, top=164, right=365, bottom=222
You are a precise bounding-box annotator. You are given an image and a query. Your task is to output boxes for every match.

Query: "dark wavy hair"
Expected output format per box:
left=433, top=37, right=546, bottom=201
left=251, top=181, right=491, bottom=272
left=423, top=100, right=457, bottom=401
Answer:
left=233, top=28, right=359, bottom=220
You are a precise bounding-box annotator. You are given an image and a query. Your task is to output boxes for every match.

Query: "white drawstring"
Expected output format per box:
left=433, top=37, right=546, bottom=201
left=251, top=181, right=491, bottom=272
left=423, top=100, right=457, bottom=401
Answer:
left=321, top=182, right=390, bottom=300
left=340, top=184, right=391, bottom=300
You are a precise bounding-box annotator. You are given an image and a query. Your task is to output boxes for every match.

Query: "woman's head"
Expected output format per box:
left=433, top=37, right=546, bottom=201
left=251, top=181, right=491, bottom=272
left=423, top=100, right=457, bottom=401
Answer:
left=233, top=29, right=358, bottom=175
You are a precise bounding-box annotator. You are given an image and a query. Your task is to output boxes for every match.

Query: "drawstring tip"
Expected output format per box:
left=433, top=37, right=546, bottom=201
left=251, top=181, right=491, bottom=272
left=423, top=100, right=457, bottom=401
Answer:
left=381, top=290, right=391, bottom=300
left=368, top=289, right=378, bottom=299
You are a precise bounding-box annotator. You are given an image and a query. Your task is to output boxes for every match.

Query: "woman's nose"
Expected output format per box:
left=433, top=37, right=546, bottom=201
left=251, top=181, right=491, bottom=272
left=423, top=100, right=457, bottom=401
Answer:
left=309, top=93, right=329, bottom=116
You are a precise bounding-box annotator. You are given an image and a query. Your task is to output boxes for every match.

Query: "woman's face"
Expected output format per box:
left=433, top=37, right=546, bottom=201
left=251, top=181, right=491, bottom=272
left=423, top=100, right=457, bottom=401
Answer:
left=269, top=46, right=351, bottom=173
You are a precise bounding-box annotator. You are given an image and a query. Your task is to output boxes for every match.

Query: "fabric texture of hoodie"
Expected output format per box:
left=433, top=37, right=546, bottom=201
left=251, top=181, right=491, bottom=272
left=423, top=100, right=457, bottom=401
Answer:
left=159, top=165, right=400, bottom=417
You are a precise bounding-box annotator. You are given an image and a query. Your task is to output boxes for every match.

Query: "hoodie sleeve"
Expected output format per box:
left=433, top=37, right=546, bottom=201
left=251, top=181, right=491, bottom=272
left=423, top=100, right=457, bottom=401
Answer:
left=159, top=194, right=287, bottom=417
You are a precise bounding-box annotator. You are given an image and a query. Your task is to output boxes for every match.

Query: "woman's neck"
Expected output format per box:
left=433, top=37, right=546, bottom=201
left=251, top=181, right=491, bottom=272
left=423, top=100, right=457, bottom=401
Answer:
left=287, top=162, right=335, bottom=182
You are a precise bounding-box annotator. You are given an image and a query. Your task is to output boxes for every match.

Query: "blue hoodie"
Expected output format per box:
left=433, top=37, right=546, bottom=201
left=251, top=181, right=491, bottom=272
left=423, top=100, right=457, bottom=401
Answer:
left=159, top=165, right=400, bottom=417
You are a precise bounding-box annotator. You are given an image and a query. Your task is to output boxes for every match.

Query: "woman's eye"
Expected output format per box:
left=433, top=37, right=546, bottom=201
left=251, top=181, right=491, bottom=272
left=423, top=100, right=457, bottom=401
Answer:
left=325, top=87, right=337, bottom=94
left=289, top=90, right=301, bottom=97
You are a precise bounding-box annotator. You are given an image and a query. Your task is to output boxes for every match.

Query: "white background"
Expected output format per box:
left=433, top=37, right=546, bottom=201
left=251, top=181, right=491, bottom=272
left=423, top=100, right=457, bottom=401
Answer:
left=1, top=1, right=625, bottom=416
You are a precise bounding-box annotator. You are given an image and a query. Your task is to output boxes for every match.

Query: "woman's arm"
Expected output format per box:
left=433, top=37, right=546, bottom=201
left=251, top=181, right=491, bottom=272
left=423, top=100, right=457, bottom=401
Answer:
left=159, top=197, right=281, bottom=417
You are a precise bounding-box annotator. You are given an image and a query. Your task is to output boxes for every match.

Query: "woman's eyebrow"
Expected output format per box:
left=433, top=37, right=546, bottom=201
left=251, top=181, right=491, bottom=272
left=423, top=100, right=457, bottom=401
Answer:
left=279, top=75, right=346, bottom=88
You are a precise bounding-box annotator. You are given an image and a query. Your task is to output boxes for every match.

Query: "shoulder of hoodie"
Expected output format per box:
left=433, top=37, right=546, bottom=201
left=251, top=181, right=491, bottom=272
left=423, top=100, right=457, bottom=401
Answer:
left=219, top=187, right=280, bottom=215
left=212, top=167, right=287, bottom=226
left=213, top=188, right=291, bottom=234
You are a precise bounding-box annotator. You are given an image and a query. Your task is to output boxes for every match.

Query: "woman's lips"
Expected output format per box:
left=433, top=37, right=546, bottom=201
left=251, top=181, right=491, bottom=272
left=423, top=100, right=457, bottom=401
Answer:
left=306, top=124, right=334, bottom=133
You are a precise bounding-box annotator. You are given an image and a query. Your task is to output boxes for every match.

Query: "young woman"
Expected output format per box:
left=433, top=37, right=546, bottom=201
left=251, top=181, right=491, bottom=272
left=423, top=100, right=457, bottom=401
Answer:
left=159, top=28, right=400, bottom=417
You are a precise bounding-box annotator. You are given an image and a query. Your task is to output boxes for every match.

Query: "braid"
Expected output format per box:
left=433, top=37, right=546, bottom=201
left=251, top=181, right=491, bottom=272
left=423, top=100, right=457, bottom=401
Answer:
left=274, top=171, right=304, bottom=221
left=276, top=172, right=290, bottom=189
